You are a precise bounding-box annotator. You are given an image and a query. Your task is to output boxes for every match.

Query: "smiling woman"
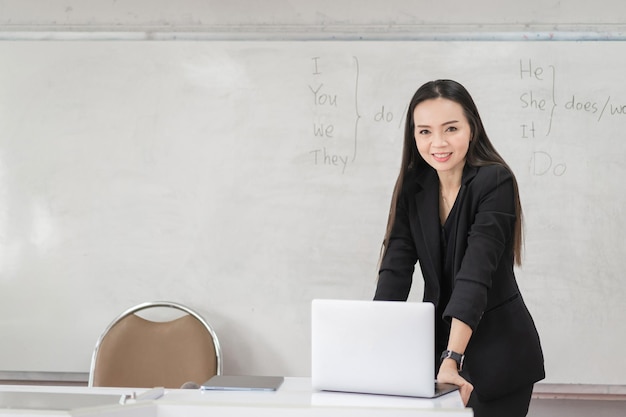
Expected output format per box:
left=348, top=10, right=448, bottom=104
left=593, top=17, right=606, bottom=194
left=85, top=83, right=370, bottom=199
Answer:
left=375, top=80, right=544, bottom=417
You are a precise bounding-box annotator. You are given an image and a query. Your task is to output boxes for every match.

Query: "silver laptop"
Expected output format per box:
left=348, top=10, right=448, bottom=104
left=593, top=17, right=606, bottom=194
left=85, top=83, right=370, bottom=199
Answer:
left=311, top=299, right=458, bottom=398
left=201, top=375, right=284, bottom=391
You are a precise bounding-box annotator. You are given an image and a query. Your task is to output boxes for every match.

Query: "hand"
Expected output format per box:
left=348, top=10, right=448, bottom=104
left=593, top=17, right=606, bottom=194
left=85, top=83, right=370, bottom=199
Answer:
left=437, top=359, right=474, bottom=406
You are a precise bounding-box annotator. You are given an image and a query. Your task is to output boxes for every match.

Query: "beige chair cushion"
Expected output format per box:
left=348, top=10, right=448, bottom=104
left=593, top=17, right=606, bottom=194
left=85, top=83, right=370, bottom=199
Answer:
left=91, top=314, right=217, bottom=388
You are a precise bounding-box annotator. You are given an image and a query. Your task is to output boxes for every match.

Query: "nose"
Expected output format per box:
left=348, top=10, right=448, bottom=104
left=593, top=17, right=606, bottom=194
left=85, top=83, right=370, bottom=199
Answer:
left=432, top=131, right=447, bottom=146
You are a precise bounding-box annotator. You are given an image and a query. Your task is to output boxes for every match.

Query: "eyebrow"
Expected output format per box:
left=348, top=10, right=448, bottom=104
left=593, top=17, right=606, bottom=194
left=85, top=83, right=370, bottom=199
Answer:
left=415, top=120, right=459, bottom=128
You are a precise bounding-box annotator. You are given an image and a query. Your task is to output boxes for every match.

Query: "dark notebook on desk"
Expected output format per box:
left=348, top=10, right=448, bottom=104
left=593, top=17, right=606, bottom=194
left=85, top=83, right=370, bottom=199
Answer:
left=201, top=375, right=284, bottom=391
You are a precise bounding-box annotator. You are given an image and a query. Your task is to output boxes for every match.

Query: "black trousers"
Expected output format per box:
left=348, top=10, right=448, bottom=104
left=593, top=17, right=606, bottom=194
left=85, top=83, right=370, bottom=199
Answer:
left=467, top=384, right=534, bottom=417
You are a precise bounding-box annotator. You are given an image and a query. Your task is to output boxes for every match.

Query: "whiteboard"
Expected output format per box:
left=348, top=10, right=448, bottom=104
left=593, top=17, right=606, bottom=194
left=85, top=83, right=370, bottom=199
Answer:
left=0, top=41, right=625, bottom=386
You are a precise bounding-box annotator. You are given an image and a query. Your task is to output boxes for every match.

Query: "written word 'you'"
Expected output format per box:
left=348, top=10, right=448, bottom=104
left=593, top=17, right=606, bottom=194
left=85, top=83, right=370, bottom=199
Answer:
left=309, top=84, right=338, bottom=107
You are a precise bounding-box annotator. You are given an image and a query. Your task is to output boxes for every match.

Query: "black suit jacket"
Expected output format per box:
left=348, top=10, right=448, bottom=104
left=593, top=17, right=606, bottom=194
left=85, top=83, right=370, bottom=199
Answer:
left=375, top=163, right=545, bottom=400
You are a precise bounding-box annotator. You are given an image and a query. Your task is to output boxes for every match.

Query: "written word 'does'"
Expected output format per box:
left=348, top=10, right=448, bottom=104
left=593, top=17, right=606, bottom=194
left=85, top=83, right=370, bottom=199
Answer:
left=565, top=95, right=598, bottom=114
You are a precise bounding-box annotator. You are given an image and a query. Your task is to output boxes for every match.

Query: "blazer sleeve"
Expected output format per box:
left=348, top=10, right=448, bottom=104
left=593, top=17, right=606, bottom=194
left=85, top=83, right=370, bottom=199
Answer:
left=374, top=187, right=418, bottom=301
left=443, top=165, right=517, bottom=330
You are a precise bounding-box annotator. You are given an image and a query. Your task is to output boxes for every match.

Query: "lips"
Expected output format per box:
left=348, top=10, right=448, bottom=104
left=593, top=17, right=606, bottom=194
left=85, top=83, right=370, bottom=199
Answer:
left=432, top=152, right=452, bottom=162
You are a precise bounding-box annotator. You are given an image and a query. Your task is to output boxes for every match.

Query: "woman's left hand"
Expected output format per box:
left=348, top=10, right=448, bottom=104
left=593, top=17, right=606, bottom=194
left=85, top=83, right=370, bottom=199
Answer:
left=437, top=359, right=474, bottom=406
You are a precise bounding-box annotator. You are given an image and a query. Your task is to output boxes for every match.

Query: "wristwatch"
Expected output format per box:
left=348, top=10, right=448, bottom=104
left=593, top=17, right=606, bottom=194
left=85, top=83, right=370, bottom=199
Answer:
left=440, top=349, right=465, bottom=371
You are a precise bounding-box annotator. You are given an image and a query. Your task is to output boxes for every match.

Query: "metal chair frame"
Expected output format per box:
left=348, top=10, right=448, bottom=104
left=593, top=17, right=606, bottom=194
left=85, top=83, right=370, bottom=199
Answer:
left=88, top=301, right=222, bottom=387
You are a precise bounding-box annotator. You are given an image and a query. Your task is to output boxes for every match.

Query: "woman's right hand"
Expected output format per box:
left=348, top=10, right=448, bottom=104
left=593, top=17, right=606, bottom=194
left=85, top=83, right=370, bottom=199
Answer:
left=437, top=359, right=474, bottom=406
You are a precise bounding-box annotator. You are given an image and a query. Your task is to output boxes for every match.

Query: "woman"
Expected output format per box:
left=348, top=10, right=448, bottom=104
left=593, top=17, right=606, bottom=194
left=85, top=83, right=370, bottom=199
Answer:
left=374, top=80, right=545, bottom=416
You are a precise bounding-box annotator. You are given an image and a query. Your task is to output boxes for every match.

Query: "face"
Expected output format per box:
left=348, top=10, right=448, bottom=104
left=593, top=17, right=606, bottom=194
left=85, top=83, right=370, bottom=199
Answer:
left=413, top=98, right=471, bottom=179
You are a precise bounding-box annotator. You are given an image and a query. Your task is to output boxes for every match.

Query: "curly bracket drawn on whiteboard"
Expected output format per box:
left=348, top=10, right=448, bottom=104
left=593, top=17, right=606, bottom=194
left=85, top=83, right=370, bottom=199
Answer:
left=546, top=65, right=557, bottom=136
left=352, top=56, right=362, bottom=163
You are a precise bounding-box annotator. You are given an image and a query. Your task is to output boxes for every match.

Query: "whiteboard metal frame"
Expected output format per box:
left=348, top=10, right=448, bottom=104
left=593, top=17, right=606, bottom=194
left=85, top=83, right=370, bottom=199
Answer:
left=1, top=29, right=626, bottom=42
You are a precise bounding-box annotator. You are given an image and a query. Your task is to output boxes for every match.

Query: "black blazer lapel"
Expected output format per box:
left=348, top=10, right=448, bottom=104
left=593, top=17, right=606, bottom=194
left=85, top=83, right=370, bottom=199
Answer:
left=448, top=165, right=478, bottom=274
left=414, top=168, right=442, bottom=283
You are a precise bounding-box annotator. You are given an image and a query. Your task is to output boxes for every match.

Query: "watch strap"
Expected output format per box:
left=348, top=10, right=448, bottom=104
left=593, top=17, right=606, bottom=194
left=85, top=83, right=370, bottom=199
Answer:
left=440, top=349, right=465, bottom=371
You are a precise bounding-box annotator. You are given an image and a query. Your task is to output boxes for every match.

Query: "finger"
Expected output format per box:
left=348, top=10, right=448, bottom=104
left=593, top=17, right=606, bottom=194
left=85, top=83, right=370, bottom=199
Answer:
left=460, top=387, right=471, bottom=406
left=460, top=383, right=474, bottom=406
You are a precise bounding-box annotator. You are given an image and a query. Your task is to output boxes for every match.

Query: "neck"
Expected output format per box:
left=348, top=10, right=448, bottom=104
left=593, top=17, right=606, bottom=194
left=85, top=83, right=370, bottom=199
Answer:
left=436, top=161, right=465, bottom=193
left=437, top=173, right=462, bottom=195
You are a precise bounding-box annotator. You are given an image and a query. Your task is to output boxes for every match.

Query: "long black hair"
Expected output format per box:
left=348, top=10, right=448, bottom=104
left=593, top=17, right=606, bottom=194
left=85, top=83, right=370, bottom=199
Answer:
left=381, top=79, right=524, bottom=265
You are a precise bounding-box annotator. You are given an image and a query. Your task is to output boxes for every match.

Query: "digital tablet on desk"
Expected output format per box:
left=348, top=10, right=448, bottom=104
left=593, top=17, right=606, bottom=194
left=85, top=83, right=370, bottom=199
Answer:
left=201, top=375, right=284, bottom=391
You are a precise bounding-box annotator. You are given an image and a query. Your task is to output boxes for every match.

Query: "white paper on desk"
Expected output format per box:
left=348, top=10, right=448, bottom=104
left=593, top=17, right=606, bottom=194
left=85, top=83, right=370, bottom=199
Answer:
left=0, top=391, right=124, bottom=411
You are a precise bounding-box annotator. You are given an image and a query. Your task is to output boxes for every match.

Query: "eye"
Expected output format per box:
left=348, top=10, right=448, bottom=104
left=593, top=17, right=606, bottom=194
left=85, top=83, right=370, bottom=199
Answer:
left=446, top=125, right=458, bottom=132
left=416, top=128, right=430, bottom=135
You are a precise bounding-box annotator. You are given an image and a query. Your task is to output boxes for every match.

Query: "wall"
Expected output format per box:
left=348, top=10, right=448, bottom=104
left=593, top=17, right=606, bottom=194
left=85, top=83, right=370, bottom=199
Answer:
left=1, top=0, right=626, bottom=34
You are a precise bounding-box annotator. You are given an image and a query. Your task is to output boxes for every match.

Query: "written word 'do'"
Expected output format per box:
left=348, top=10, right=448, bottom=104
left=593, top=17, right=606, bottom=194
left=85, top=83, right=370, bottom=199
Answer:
left=374, top=105, right=394, bottom=123
left=531, top=151, right=567, bottom=176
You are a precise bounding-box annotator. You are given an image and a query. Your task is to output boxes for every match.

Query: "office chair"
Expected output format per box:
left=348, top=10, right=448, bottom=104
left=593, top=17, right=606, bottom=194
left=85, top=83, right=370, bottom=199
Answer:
left=88, top=301, right=222, bottom=388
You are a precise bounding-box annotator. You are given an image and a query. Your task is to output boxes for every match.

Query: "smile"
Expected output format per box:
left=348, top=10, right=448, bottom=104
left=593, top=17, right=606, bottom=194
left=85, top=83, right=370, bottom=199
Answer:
left=432, top=153, right=452, bottom=162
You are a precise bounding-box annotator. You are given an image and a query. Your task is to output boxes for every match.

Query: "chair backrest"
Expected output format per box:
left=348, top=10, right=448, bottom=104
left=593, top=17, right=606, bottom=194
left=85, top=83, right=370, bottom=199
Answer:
left=88, top=301, right=222, bottom=388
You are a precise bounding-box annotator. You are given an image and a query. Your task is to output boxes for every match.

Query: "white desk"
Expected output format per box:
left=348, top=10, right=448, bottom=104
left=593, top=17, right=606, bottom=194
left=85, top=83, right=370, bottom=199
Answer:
left=0, top=377, right=472, bottom=416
